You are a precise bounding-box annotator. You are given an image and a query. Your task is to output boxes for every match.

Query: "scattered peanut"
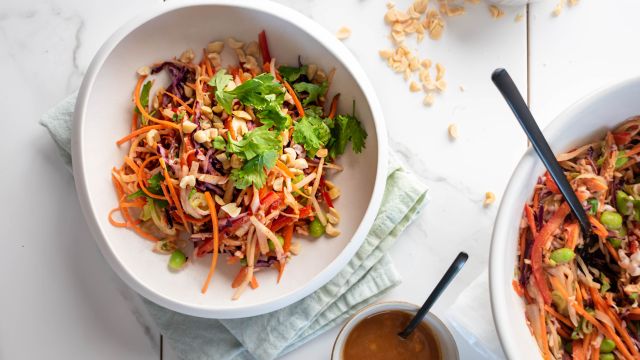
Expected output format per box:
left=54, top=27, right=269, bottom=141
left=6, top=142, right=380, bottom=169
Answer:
left=448, top=123, right=458, bottom=140
left=484, top=192, right=496, bottom=207
left=336, top=26, right=352, bottom=40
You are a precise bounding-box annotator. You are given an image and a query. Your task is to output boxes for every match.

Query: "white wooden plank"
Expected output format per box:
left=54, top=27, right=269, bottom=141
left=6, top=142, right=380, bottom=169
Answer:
left=529, top=0, right=640, bottom=126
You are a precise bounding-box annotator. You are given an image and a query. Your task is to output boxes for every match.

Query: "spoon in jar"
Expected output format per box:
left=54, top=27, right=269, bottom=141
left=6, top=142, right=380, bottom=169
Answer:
left=398, top=251, right=468, bottom=339
left=491, top=68, right=598, bottom=253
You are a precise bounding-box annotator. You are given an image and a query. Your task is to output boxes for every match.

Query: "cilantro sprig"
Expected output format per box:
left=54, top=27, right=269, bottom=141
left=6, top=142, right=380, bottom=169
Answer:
left=208, top=70, right=289, bottom=131
left=127, top=173, right=169, bottom=207
left=278, top=65, right=308, bottom=83
left=293, top=81, right=328, bottom=106
left=293, top=115, right=331, bottom=158
left=225, top=126, right=282, bottom=189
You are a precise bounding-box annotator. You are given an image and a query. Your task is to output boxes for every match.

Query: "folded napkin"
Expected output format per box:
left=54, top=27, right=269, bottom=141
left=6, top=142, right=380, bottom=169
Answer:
left=41, top=94, right=429, bottom=360
left=445, top=270, right=506, bottom=360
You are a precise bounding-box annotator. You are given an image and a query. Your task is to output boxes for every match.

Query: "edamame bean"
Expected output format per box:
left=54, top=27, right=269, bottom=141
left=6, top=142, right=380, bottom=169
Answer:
left=599, top=338, right=616, bottom=353
left=169, top=250, right=186, bottom=270
left=309, top=218, right=325, bottom=237
left=601, top=211, right=623, bottom=230
left=599, top=354, right=614, bottom=360
left=268, top=234, right=285, bottom=251
left=550, top=248, right=575, bottom=264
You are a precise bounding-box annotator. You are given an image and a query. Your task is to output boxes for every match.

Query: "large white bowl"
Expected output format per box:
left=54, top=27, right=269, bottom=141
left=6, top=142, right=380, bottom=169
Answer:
left=490, top=77, right=640, bottom=359
left=72, top=0, right=387, bottom=318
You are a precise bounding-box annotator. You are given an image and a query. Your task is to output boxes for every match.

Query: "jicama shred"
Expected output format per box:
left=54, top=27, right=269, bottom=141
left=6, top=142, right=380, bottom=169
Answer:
left=108, top=30, right=368, bottom=299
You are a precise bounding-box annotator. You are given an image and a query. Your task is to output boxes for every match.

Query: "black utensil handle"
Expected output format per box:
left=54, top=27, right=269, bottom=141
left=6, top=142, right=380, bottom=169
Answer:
left=398, top=252, right=468, bottom=339
left=491, top=68, right=591, bottom=234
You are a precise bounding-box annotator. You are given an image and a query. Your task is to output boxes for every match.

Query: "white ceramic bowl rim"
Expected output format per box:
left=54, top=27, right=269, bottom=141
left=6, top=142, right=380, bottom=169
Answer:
left=490, top=76, right=640, bottom=359
left=331, top=301, right=459, bottom=360
left=72, top=0, right=388, bottom=318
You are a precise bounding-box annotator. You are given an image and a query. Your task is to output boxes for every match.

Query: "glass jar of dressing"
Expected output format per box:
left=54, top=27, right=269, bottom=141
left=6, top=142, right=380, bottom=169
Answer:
left=332, top=302, right=459, bottom=360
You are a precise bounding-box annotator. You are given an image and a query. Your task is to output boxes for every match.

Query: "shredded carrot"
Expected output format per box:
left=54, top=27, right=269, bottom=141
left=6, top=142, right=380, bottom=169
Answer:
left=572, top=339, right=586, bottom=360
left=589, top=287, right=640, bottom=358
left=604, top=241, right=620, bottom=262
left=159, top=182, right=173, bottom=208
left=518, top=230, right=526, bottom=274
left=532, top=202, right=571, bottom=304
left=160, top=159, right=188, bottom=227
left=565, top=222, right=579, bottom=250
left=283, top=224, right=294, bottom=253
left=124, top=156, right=139, bottom=173
left=131, top=111, right=138, bottom=133
left=116, top=124, right=169, bottom=146
left=110, top=175, right=159, bottom=242
left=226, top=256, right=240, bottom=265
left=525, top=205, right=538, bottom=237
left=276, top=160, right=294, bottom=178
left=572, top=303, right=635, bottom=360
left=588, top=215, right=608, bottom=238
left=589, top=341, right=599, bottom=360
left=544, top=304, right=573, bottom=328
left=163, top=91, right=194, bottom=114
left=549, top=276, right=569, bottom=300
left=327, top=93, right=340, bottom=119
left=133, top=76, right=181, bottom=130
left=231, top=267, right=247, bottom=288
left=533, top=189, right=540, bottom=213
left=108, top=208, right=128, bottom=227
left=250, top=275, right=259, bottom=289
left=201, top=192, right=219, bottom=294
left=137, top=156, right=167, bottom=200
left=539, top=304, right=552, bottom=360
left=545, top=172, right=560, bottom=194
left=203, top=48, right=213, bottom=77
left=283, top=81, right=304, bottom=118
left=556, top=324, right=571, bottom=339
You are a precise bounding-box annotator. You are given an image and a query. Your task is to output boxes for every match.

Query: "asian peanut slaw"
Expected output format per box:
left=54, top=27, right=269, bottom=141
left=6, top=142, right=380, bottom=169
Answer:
left=514, top=117, right=640, bottom=359
left=108, top=31, right=367, bottom=300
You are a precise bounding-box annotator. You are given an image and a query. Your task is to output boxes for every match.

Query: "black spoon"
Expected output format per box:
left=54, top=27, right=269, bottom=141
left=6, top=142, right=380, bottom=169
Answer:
left=491, top=68, right=596, bottom=250
left=398, top=251, right=468, bottom=339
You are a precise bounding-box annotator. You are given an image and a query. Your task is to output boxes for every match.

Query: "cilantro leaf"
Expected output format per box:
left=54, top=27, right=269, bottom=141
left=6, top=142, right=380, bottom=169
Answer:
left=293, top=81, right=328, bottom=106
left=228, top=73, right=283, bottom=108
left=327, top=114, right=367, bottom=158
left=208, top=69, right=234, bottom=114
left=211, top=72, right=290, bottom=130
left=278, top=65, right=307, bottom=83
left=231, top=150, right=278, bottom=189
left=127, top=173, right=168, bottom=207
left=136, top=80, right=153, bottom=125
left=293, top=115, right=331, bottom=157
left=304, top=105, right=324, bottom=118
left=227, top=126, right=281, bottom=160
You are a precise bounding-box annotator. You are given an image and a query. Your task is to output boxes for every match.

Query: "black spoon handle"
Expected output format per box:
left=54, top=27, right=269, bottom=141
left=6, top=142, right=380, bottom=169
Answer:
left=398, top=252, right=468, bottom=339
left=491, top=68, right=591, bottom=235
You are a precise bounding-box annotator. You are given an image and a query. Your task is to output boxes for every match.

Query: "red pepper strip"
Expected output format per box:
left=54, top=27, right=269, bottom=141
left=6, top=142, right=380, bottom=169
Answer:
left=258, top=30, right=271, bottom=65
left=299, top=204, right=313, bottom=218
left=319, top=177, right=334, bottom=208
left=613, top=131, right=632, bottom=146
left=322, top=191, right=334, bottom=208
left=270, top=216, right=295, bottom=233
left=531, top=202, right=570, bottom=305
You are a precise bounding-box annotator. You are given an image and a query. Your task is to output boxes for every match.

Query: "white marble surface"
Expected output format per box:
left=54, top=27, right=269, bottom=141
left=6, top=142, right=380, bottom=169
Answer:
left=4, top=0, right=637, bottom=359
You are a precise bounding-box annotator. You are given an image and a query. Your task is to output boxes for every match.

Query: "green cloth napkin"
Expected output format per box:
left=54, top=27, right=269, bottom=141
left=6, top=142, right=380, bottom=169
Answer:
left=41, top=93, right=429, bottom=360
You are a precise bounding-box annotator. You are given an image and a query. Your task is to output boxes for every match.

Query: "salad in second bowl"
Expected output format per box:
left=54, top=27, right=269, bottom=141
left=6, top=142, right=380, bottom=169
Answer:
left=514, top=116, right=640, bottom=359
left=108, top=31, right=367, bottom=300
